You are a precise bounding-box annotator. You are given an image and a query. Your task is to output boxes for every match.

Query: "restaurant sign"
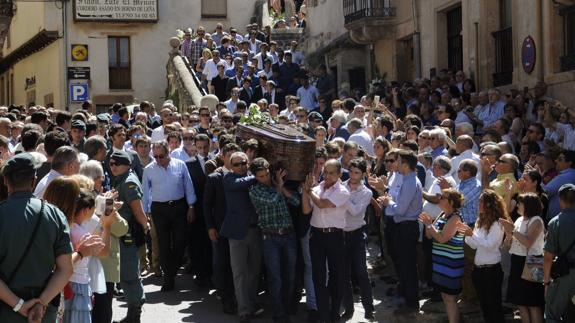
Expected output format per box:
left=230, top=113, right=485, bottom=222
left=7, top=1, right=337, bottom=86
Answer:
left=73, top=0, right=158, bottom=22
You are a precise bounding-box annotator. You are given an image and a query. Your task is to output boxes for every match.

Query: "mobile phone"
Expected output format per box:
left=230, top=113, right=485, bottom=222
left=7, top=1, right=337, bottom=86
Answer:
left=104, top=198, right=114, bottom=216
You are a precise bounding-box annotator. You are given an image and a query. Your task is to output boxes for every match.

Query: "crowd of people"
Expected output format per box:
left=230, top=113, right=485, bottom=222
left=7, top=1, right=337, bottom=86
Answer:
left=0, top=20, right=574, bottom=323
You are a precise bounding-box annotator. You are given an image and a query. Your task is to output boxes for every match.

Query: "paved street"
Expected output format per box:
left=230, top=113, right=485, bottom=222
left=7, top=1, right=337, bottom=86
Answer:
left=111, top=239, right=519, bottom=323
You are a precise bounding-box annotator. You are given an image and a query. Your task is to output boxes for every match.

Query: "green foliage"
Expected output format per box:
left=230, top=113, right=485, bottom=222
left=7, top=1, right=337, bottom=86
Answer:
left=240, top=104, right=271, bottom=125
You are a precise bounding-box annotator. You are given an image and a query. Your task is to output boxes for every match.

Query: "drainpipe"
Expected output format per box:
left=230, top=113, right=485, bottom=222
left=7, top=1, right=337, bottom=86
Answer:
left=536, top=0, right=544, bottom=81
left=475, top=22, right=479, bottom=88
left=412, top=0, right=422, bottom=78
left=61, top=0, right=69, bottom=109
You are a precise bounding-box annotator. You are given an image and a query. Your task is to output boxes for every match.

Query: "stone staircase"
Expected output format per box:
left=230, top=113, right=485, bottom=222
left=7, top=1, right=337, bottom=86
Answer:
left=271, top=28, right=304, bottom=50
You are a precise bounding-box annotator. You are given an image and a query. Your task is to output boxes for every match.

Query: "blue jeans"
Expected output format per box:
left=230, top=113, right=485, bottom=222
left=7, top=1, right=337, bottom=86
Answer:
left=262, top=232, right=297, bottom=319
left=300, top=228, right=317, bottom=310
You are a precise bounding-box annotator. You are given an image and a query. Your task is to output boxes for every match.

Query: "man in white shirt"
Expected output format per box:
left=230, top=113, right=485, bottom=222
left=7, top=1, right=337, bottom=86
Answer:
left=150, top=106, right=174, bottom=143
left=341, top=158, right=374, bottom=320
left=34, top=146, right=80, bottom=198
left=297, top=76, right=320, bottom=111
left=202, top=50, right=228, bottom=83
left=302, top=159, right=350, bottom=322
left=347, top=118, right=375, bottom=157
left=170, top=129, right=196, bottom=162
left=449, top=135, right=481, bottom=183
left=253, top=43, right=273, bottom=70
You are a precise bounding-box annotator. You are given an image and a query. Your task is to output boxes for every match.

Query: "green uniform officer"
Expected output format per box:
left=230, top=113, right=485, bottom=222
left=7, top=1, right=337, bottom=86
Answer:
left=109, top=150, right=149, bottom=323
left=0, top=153, right=74, bottom=322
left=544, top=183, right=575, bottom=322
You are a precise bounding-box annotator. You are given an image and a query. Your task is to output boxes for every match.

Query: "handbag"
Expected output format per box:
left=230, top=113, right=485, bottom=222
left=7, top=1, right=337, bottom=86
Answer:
left=550, top=232, right=575, bottom=280
left=520, top=217, right=544, bottom=283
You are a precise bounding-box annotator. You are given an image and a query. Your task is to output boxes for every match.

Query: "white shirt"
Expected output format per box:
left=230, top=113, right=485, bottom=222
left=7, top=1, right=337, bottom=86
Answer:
left=34, top=169, right=62, bottom=198
left=422, top=175, right=456, bottom=219
left=170, top=146, right=194, bottom=162
left=556, top=122, right=575, bottom=151
left=225, top=99, right=237, bottom=113
left=348, top=129, right=375, bottom=156
left=465, top=222, right=505, bottom=266
left=150, top=126, right=165, bottom=143
left=310, top=179, right=350, bottom=229
left=509, top=216, right=545, bottom=256
left=343, top=181, right=373, bottom=231
left=203, top=59, right=228, bottom=81
left=70, top=224, right=92, bottom=284
left=254, top=52, right=273, bottom=70
left=449, top=149, right=481, bottom=184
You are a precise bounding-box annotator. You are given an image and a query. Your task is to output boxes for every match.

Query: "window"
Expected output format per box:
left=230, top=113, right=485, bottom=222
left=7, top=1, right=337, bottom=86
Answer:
left=492, top=0, right=513, bottom=86
left=561, top=6, right=575, bottom=71
left=108, top=36, right=131, bottom=90
left=201, top=0, right=227, bottom=18
left=446, top=6, right=463, bottom=72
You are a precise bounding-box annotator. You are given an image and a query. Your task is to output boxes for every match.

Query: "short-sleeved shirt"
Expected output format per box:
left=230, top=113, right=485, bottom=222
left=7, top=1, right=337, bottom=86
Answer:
left=310, top=179, right=350, bottom=229
left=0, top=192, right=72, bottom=290
left=544, top=208, right=575, bottom=264
left=114, top=170, right=143, bottom=222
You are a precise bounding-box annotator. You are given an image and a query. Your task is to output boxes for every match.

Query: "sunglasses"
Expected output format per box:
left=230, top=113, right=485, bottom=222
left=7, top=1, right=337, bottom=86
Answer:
left=385, top=159, right=396, bottom=163
left=154, top=154, right=167, bottom=160
left=109, top=161, right=122, bottom=167
left=419, top=136, right=430, bottom=140
left=183, top=137, right=194, bottom=141
left=496, top=158, right=510, bottom=164
left=221, top=118, right=233, bottom=122
left=232, top=161, right=248, bottom=167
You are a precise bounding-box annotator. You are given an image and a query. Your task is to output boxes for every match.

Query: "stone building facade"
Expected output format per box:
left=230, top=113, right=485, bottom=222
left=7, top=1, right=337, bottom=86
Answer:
left=0, top=0, right=258, bottom=111
left=304, top=0, right=575, bottom=103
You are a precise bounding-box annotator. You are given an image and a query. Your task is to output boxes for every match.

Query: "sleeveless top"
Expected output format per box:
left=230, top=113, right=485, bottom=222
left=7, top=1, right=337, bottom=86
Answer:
left=432, top=211, right=465, bottom=291
left=509, top=216, right=545, bottom=256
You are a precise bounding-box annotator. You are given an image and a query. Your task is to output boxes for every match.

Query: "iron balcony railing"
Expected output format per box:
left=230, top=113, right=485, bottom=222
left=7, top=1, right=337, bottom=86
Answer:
left=343, top=0, right=396, bottom=25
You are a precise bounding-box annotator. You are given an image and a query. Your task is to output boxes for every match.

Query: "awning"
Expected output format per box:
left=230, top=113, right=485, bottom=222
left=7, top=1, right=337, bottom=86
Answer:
left=0, top=29, right=60, bottom=74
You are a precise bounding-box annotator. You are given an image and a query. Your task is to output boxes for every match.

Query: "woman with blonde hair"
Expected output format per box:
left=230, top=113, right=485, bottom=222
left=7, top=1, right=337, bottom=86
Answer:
left=459, top=190, right=509, bottom=323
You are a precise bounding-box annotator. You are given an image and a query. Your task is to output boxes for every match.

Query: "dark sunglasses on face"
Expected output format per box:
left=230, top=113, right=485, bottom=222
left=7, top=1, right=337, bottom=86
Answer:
left=154, top=154, right=167, bottom=160
left=183, top=137, right=194, bottom=141
left=109, top=162, right=120, bottom=167
left=232, top=161, right=248, bottom=167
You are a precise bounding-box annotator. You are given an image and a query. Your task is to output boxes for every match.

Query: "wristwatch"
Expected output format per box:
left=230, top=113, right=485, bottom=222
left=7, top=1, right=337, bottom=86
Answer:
left=12, top=298, right=24, bottom=312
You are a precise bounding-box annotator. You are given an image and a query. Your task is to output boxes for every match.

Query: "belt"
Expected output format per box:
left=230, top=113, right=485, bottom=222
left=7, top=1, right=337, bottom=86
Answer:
left=475, top=263, right=500, bottom=269
left=312, top=227, right=342, bottom=233
left=261, top=227, right=293, bottom=235
left=153, top=198, right=186, bottom=206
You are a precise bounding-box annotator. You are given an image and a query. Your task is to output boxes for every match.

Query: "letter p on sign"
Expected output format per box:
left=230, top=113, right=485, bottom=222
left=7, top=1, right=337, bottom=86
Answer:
left=70, top=84, right=89, bottom=102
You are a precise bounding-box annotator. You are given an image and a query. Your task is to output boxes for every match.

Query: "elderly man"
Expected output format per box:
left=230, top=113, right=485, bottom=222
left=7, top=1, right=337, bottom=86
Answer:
left=475, top=88, right=505, bottom=131
left=429, top=127, right=448, bottom=160
left=449, top=135, right=480, bottom=183
left=170, top=129, right=196, bottom=162
left=219, top=152, right=261, bottom=323
left=486, top=153, right=518, bottom=202
left=150, top=105, right=175, bottom=142
left=347, top=117, right=375, bottom=156
left=34, top=146, right=80, bottom=198
left=142, top=141, right=196, bottom=292
left=302, top=159, right=350, bottom=322
left=328, top=110, right=350, bottom=141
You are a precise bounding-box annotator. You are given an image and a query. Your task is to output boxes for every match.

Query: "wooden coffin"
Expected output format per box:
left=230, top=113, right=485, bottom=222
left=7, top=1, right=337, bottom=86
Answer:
left=236, top=123, right=315, bottom=182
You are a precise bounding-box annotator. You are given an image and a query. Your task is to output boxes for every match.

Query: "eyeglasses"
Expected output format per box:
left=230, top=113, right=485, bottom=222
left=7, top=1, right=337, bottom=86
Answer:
left=419, top=136, right=430, bottom=140
left=154, top=154, right=167, bottom=160
left=232, top=161, right=248, bottom=167
left=480, top=152, right=494, bottom=157
left=385, top=159, right=395, bottom=163
left=109, top=162, right=120, bottom=167
left=200, top=114, right=211, bottom=117
left=183, top=137, right=194, bottom=141
left=190, top=119, right=200, bottom=123
left=496, top=158, right=510, bottom=164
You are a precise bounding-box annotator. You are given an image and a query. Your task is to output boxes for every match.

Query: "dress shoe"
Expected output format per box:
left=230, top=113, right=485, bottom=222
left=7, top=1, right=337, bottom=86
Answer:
left=160, top=277, right=175, bottom=292
left=307, top=309, right=319, bottom=323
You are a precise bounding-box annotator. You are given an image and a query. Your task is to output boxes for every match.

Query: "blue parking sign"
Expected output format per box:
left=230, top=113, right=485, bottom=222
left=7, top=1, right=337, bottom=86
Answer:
left=70, top=84, right=89, bottom=102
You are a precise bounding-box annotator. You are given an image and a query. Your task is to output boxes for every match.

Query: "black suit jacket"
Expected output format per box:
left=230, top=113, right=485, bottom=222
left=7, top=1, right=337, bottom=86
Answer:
left=203, top=170, right=227, bottom=231
left=186, top=157, right=206, bottom=208
left=239, top=87, right=254, bottom=105
left=226, top=77, right=243, bottom=97
left=269, top=88, right=286, bottom=111
left=253, top=85, right=266, bottom=103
